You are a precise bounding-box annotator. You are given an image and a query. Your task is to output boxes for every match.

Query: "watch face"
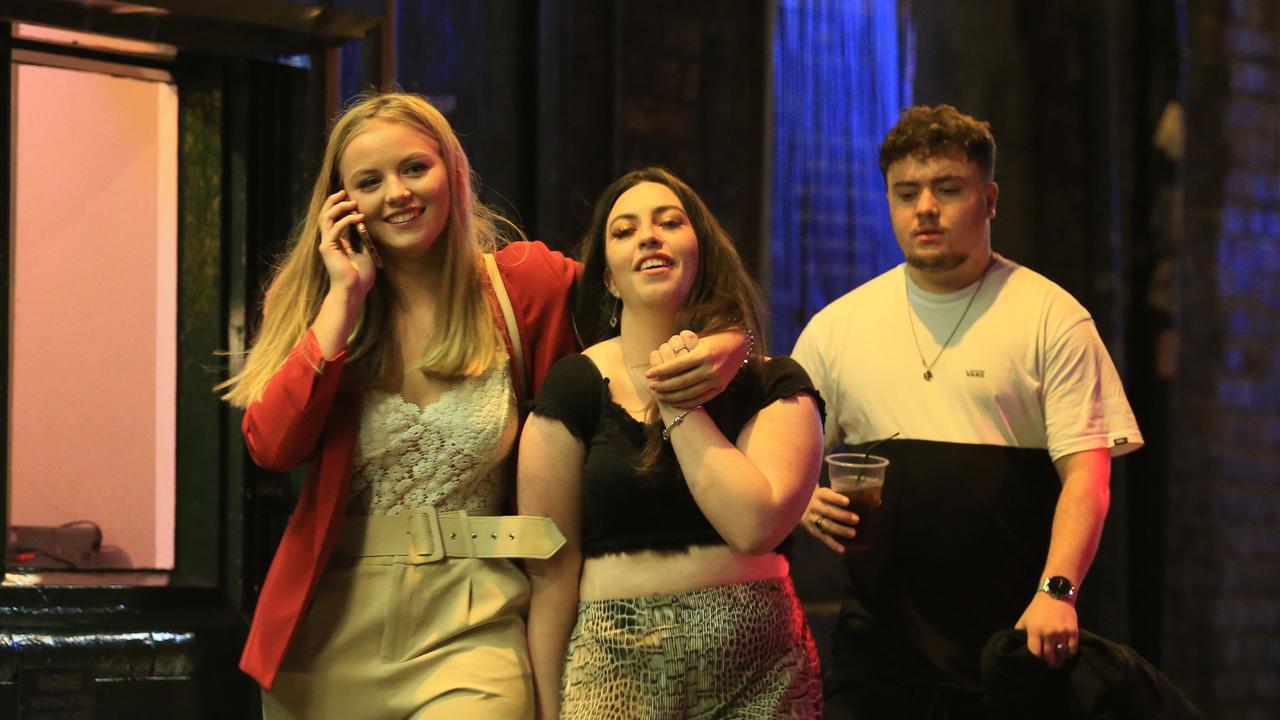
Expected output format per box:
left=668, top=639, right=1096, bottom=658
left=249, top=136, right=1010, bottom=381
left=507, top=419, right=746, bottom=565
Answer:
left=1046, top=576, right=1074, bottom=598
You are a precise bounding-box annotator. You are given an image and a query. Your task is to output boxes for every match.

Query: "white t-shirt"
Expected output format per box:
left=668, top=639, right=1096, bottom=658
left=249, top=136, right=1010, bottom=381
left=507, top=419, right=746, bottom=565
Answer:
left=792, top=253, right=1143, bottom=464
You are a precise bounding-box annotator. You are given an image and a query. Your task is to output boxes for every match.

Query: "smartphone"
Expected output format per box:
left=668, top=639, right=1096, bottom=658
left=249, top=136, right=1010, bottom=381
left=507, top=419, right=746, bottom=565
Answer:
left=332, top=175, right=382, bottom=267
left=351, top=220, right=383, bottom=268
left=349, top=219, right=368, bottom=253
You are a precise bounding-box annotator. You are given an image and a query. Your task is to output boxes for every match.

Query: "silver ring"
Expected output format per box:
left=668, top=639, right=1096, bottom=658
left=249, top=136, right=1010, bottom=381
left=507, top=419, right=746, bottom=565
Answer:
left=674, top=345, right=690, bottom=354
left=814, top=518, right=824, bottom=531
left=1054, top=642, right=1067, bottom=653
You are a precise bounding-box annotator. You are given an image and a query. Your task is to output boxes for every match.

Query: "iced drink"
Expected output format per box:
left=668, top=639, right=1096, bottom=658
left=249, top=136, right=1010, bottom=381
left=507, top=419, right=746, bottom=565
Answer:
left=825, top=453, right=889, bottom=551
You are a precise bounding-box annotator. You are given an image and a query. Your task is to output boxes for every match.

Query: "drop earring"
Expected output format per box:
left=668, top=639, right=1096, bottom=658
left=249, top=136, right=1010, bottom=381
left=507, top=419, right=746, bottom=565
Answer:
left=608, top=287, right=620, bottom=328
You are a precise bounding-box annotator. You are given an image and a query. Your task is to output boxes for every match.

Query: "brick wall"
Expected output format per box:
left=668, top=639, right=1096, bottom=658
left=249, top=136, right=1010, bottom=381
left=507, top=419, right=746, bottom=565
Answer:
left=1167, top=1, right=1280, bottom=716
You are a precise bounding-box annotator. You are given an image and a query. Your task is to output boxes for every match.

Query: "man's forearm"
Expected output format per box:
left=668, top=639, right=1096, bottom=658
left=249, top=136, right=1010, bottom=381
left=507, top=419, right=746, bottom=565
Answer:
left=1042, top=448, right=1112, bottom=591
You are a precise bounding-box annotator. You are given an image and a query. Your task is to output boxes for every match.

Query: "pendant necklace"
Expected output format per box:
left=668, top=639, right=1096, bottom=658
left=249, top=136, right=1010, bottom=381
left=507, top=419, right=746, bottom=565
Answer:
left=905, top=257, right=994, bottom=381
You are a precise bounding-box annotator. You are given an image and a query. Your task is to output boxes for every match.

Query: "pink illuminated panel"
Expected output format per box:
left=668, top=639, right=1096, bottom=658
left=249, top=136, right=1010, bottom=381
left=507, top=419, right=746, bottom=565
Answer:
left=9, top=61, right=177, bottom=570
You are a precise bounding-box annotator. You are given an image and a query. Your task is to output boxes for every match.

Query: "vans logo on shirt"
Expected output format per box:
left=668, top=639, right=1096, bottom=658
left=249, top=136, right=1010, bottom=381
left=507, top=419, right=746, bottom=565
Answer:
left=965, top=369, right=985, bottom=378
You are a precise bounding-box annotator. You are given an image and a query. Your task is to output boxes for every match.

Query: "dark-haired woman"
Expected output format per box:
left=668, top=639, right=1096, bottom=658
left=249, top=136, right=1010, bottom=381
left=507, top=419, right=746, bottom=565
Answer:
left=519, top=167, right=825, bottom=719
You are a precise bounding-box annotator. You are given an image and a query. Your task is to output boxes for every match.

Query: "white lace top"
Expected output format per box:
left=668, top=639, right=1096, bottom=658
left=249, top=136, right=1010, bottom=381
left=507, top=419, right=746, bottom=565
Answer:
left=347, top=362, right=517, bottom=516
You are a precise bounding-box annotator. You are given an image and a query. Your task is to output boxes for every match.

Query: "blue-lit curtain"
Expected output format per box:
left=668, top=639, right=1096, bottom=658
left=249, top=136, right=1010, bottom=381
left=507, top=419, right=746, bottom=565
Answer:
left=770, top=0, right=913, bottom=352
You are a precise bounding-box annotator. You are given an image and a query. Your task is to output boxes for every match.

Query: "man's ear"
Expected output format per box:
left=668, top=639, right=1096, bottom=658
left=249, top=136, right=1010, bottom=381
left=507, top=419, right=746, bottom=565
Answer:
left=985, top=182, right=1000, bottom=219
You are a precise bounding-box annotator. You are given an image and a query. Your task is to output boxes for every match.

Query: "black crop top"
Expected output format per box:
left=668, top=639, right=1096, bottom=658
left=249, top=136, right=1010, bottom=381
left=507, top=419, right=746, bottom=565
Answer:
left=526, top=354, right=823, bottom=558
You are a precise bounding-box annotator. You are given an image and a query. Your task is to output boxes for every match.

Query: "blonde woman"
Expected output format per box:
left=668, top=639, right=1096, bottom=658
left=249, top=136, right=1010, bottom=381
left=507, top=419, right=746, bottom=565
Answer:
left=220, top=94, right=744, bottom=719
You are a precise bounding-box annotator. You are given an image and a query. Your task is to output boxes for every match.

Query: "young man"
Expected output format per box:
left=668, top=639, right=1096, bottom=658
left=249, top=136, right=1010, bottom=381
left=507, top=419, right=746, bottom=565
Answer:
left=792, top=105, right=1143, bottom=719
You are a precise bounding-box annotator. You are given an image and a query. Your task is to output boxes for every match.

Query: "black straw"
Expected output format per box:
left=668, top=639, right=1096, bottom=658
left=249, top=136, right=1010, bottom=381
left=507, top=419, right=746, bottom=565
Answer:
left=855, top=432, right=899, bottom=481
left=861, top=432, right=900, bottom=463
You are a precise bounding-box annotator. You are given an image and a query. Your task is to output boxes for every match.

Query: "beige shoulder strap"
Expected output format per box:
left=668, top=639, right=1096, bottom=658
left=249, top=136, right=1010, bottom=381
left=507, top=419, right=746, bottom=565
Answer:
left=483, top=253, right=527, bottom=401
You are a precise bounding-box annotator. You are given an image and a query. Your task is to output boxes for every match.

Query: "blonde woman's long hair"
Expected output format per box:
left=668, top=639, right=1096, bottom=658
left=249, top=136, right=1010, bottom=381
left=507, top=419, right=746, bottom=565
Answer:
left=219, top=92, right=503, bottom=407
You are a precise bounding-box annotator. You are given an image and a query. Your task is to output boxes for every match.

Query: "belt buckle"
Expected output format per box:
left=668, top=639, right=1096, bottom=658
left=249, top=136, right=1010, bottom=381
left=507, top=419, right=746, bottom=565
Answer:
left=408, top=507, right=446, bottom=564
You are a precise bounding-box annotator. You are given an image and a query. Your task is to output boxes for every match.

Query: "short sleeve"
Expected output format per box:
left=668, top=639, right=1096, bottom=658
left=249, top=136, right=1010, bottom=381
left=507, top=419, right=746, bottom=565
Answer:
left=758, top=356, right=826, bottom=423
left=791, top=318, right=842, bottom=450
left=1042, top=317, right=1144, bottom=460
left=525, top=354, right=604, bottom=441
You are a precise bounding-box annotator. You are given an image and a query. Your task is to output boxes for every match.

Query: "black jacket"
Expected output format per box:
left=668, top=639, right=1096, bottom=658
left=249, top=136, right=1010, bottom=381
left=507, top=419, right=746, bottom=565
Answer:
left=982, top=629, right=1209, bottom=720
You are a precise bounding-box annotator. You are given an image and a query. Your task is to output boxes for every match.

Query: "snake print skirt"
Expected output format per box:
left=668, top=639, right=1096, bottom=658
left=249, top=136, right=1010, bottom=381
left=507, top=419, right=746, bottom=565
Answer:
left=560, top=576, right=823, bottom=719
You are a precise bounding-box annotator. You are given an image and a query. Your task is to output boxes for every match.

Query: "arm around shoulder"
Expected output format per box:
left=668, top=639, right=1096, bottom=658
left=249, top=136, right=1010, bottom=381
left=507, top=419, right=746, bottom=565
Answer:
left=496, top=241, right=581, bottom=396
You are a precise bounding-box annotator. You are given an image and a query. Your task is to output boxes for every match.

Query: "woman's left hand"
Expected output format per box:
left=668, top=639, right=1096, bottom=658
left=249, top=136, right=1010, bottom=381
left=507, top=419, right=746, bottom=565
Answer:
left=648, top=329, right=744, bottom=409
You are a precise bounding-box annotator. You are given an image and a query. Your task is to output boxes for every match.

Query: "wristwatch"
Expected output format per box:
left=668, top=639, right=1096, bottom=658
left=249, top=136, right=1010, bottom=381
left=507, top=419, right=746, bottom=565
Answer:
left=1039, top=576, right=1077, bottom=603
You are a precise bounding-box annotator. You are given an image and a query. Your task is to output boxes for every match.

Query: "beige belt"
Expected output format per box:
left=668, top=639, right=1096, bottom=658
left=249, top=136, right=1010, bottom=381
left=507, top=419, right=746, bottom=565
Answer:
left=335, top=507, right=565, bottom=563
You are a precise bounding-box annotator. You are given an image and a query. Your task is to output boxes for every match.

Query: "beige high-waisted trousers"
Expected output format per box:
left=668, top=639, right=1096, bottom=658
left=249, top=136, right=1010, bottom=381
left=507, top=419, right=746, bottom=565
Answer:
left=261, top=538, right=534, bottom=719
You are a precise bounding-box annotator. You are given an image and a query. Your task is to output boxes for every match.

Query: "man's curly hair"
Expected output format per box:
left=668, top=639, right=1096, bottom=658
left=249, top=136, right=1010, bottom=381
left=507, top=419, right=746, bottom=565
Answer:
left=879, top=104, right=997, bottom=183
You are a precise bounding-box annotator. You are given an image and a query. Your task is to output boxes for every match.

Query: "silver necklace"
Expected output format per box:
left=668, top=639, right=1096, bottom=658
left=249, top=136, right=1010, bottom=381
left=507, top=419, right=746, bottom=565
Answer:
left=905, top=258, right=994, bottom=381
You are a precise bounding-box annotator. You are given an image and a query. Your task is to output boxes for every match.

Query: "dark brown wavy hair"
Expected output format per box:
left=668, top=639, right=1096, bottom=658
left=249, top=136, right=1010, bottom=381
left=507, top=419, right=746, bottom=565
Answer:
left=574, top=166, right=767, bottom=477
left=879, top=104, right=997, bottom=183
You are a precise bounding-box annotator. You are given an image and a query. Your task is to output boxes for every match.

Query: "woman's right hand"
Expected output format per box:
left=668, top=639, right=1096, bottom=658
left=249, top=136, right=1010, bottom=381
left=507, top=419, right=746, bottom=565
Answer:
left=319, top=189, right=377, bottom=299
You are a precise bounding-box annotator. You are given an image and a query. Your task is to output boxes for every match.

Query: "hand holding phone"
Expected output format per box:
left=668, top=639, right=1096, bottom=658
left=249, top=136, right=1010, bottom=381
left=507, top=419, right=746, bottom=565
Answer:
left=331, top=178, right=383, bottom=269
left=319, top=188, right=378, bottom=300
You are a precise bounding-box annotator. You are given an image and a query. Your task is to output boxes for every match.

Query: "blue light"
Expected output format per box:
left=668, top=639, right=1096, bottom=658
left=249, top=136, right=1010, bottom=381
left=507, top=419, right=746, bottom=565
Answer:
left=771, top=0, right=913, bottom=351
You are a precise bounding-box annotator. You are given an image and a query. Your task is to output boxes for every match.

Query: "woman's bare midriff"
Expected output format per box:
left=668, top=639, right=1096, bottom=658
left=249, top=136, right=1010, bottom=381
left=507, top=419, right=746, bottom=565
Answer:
left=578, top=544, right=789, bottom=601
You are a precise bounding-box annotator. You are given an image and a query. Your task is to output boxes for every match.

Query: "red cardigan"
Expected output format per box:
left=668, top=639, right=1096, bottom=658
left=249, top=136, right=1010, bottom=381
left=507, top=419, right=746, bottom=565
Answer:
left=238, top=242, right=579, bottom=689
